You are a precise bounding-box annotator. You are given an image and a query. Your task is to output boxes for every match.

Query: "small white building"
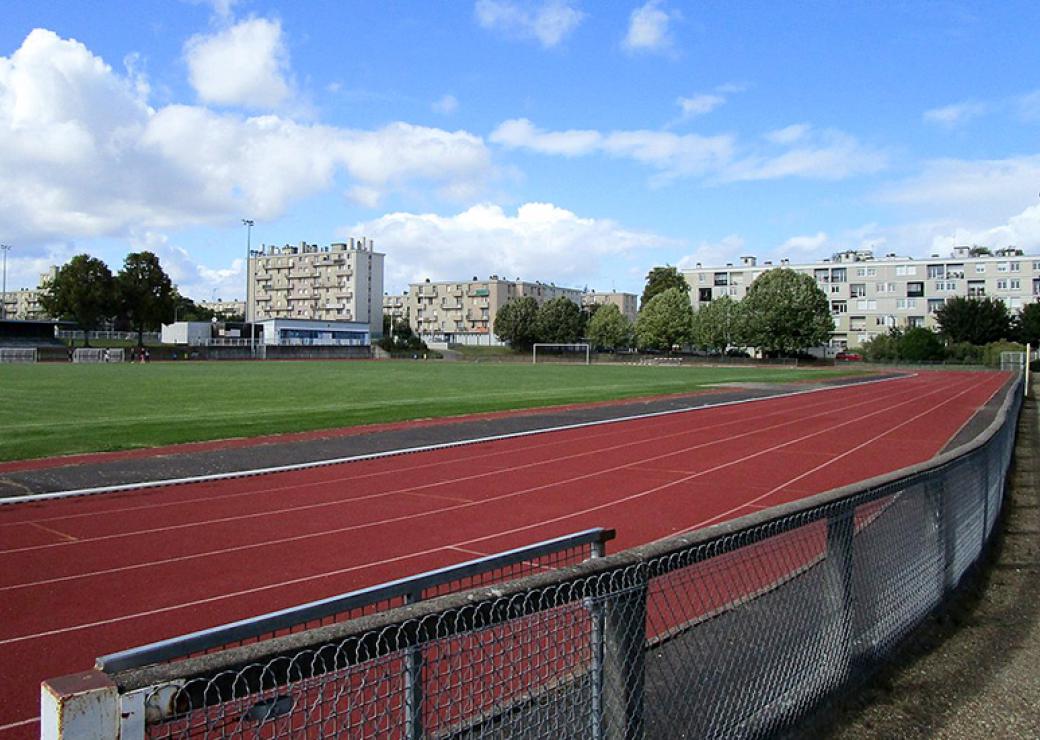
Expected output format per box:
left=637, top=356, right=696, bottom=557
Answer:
left=161, top=321, right=214, bottom=345
left=257, top=318, right=370, bottom=347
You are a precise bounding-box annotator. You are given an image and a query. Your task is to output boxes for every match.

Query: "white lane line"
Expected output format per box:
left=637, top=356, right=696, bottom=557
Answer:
left=0, top=376, right=965, bottom=643
left=673, top=373, right=997, bottom=535
left=0, top=717, right=37, bottom=732
left=0, top=374, right=906, bottom=507
left=0, top=376, right=909, bottom=556
left=0, top=376, right=932, bottom=589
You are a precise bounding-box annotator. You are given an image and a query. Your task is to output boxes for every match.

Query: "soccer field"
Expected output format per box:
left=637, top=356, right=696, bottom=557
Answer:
left=0, top=360, right=866, bottom=462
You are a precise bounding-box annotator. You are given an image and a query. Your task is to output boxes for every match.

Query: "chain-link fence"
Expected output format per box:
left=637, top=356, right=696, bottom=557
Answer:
left=85, top=376, right=1023, bottom=738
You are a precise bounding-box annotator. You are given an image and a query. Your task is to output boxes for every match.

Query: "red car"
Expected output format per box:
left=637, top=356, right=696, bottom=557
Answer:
left=835, top=351, right=862, bottom=361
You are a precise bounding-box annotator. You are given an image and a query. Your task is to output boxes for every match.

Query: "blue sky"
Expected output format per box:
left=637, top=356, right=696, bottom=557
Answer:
left=2, top=1, right=1039, bottom=301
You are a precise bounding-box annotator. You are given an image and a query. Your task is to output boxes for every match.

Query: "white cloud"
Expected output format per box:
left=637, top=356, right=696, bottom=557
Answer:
left=184, top=18, right=292, bottom=109
left=722, top=128, right=888, bottom=182
left=777, top=232, right=829, bottom=254
left=877, top=155, right=1040, bottom=223
left=185, top=0, right=240, bottom=20
left=492, top=118, right=882, bottom=184
left=490, top=118, right=733, bottom=180
left=351, top=202, right=673, bottom=292
left=474, top=0, right=584, bottom=48
left=677, top=235, right=745, bottom=270
left=623, top=1, right=679, bottom=55
left=677, top=94, right=724, bottom=118
left=0, top=29, right=493, bottom=249
left=764, top=123, right=810, bottom=145
left=1018, top=90, right=1040, bottom=122
left=923, top=101, right=988, bottom=128
left=432, top=94, right=459, bottom=115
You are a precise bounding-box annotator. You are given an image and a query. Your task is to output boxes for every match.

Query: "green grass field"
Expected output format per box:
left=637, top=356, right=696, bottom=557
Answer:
left=0, top=360, right=867, bottom=462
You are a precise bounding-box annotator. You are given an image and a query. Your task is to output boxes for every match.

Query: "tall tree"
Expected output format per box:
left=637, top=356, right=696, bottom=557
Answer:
left=740, top=268, right=832, bottom=355
left=586, top=303, right=634, bottom=351
left=934, top=296, right=1012, bottom=345
left=635, top=287, right=694, bottom=351
left=534, top=297, right=584, bottom=343
left=38, top=254, right=117, bottom=347
left=493, top=296, right=540, bottom=349
left=171, top=292, right=215, bottom=322
left=692, top=295, right=744, bottom=353
left=117, top=252, right=176, bottom=347
left=1017, top=303, right=1040, bottom=347
left=640, top=266, right=689, bottom=309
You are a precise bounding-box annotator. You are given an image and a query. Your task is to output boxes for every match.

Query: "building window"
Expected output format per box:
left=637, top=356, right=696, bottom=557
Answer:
left=927, top=298, right=945, bottom=313
left=976, top=263, right=987, bottom=274
left=927, top=264, right=945, bottom=279
left=1010, top=262, right=1021, bottom=272
left=997, top=279, right=1008, bottom=291
left=713, top=272, right=728, bottom=286
left=906, top=282, right=924, bottom=297
left=698, top=288, right=712, bottom=302
left=1010, top=279, right=1021, bottom=290
left=850, top=283, right=867, bottom=298
left=997, top=262, right=1009, bottom=272
left=831, top=300, right=847, bottom=314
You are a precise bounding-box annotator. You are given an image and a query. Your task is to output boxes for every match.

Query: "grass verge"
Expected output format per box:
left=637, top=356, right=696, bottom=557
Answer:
left=0, top=360, right=868, bottom=462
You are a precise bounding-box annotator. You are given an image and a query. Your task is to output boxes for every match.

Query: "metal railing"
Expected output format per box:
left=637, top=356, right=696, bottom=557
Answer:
left=45, top=375, right=1024, bottom=739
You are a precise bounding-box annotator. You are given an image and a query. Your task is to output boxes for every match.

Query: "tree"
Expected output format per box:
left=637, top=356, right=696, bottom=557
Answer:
left=635, top=287, right=694, bottom=351
left=534, top=297, right=584, bottom=344
left=493, top=296, right=540, bottom=349
left=38, top=254, right=117, bottom=346
left=586, top=303, right=634, bottom=351
left=171, top=292, right=215, bottom=322
left=117, top=252, right=176, bottom=346
left=740, top=268, right=832, bottom=355
left=640, top=266, right=689, bottom=310
left=968, top=245, right=992, bottom=257
left=898, top=327, right=945, bottom=362
left=692, top=295, right=744, bottom=353
left=1016, top=303, right=1040, bottom=347
left=934, top=296, right=1012, bottom=345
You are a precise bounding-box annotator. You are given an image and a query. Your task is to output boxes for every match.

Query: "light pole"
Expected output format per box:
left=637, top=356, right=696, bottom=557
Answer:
left=242, top=219, right=254, bottom=355
left=0, top=244, right=10, bottom=320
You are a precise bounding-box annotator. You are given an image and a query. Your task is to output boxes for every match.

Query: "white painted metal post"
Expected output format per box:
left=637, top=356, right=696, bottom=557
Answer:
left=40, top=670, right=141, bottom=740
left=1026, top=343, right=1031, bottom=397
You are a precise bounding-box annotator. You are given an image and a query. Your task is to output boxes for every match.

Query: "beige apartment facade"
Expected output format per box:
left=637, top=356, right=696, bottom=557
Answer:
left=582, top=291, right=639, bottom=324
left=681, top=246, right=1039, bottom=351
left=0, top=267, right=57, bottom=320
left=198, top=299, right=245, bottom=319
left=248, top=238, right=384, bottom=339
left=389, top=278, right=584, bottom=344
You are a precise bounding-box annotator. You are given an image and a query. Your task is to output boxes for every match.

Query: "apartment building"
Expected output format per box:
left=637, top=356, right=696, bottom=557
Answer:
left=582, top=291, right=639, bottom=324
left=0, top=267, right=57, bottom=320
left=248, top=238, right=384, bottom=339
left=197, top=299, right=245, bottom=319
left=681, top=246, right=1039, bottom=350
left=400, top=277, right=583, bottom=344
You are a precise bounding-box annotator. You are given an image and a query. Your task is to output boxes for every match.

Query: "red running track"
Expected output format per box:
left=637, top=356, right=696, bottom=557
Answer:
left=0, top=370, right=1008, bottom=736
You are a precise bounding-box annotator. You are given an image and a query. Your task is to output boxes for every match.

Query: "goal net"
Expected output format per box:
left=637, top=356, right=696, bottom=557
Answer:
left=0, top=348, right=37, bottom=363
left=532, top=343, right=591, bottom=365
left=73, top=348, right=107, bottom=363
left=105, top=348, right=124, bottom=363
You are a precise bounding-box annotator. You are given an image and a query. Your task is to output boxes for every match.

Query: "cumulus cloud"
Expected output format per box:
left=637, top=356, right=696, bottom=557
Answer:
left=764, top=123, right=810, bottom=145
left=185, top=17, right=293, bottom=109
left=622, top=1, right=679, bottom=55
left=474, top=0, right=584, bottom=47
left=350, top=202, right=673, bottom=292
left=490, top=118, right=733, bottom=181
left=0, top=29, right=493, bottom=249
left=923, top=101, right=988, bottom=128
left=777, top=232, right=829, bottom=254
left=1017, top=90, right=1040, bottom=122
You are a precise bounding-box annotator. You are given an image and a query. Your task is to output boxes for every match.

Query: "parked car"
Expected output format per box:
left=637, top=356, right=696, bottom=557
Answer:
left=835, top=351, right=863, bottom=361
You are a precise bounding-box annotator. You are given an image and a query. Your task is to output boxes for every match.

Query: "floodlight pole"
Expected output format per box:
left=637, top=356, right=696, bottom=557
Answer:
left=0, top=244, right=10, bottom=320
left=242, top=219, right=254, bottom=356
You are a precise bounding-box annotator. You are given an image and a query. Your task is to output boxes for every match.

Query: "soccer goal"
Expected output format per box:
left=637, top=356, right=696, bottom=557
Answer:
left=0, top=347, right=37, bottom=363
left=532, top=343, right=591, bottom=365
left=72, top=348, right=107, bottom=363
left=105, top=348, right=124, bottom=363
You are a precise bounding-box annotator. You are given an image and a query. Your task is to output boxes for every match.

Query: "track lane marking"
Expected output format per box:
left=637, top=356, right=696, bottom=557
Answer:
left=0, top=375, right=904, bottom=529
left=27, top=522, right=79, bottom=543
left=0, top=375, right=972, bottom=641
left=0, top=377, right=937, bottom=589
left=0, top=378, right=917, bottom=556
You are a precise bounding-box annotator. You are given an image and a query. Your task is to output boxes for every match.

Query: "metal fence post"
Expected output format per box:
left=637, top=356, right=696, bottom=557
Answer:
left=403, top=589, right=424, bottom=740
left=827, top=506, right=855, bottom=672
left=601, top=566, right=647, bottom=740
left=980, top=451, right=991, bottom=546
left=928, top=476, right=955, bottom=596
left=588, top=539, right=607, bottom=740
